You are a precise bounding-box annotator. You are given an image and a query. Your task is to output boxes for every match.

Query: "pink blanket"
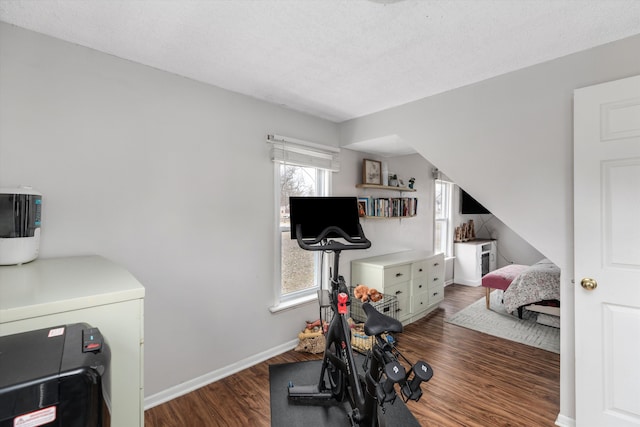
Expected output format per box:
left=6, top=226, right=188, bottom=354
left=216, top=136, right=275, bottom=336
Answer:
left=481, top=264, right=529, bottom=291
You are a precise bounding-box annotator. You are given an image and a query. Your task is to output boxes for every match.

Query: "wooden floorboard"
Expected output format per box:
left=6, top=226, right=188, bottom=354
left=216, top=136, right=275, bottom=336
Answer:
left=145, top=284, right=560, bottom=426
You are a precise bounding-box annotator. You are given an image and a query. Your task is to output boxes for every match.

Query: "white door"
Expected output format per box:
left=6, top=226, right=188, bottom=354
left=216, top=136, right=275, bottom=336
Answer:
left=574, top=74, right=640, bottom=426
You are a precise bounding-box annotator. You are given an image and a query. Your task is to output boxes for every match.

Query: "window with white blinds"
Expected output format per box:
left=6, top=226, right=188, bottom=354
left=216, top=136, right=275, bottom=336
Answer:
left=268, top=134, right=340, bottom=310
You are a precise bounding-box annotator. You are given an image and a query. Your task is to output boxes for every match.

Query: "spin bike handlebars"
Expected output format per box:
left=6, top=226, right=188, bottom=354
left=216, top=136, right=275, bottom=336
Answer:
left=295, top=224, right=371, bottom=252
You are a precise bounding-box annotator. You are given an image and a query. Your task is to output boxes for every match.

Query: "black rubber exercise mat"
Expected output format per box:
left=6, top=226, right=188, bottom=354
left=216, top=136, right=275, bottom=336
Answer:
left=269, top=359, right=421, bottom=427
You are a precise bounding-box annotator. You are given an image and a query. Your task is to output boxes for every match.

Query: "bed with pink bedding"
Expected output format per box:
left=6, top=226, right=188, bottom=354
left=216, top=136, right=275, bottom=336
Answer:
left=482, top=259, right=560, bottom=319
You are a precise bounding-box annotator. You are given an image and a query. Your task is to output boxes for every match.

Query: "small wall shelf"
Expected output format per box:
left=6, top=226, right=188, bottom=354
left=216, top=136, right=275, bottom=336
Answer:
left=362, top=214, right=416, bottom=219
left=356, top=184, right=416, bottom=192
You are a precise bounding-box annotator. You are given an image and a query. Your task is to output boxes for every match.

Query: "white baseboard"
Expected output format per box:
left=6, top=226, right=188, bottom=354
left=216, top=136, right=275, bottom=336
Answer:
left=555, top=413, right=576, bottom=427
left=144, top=338, right=299, bottom=410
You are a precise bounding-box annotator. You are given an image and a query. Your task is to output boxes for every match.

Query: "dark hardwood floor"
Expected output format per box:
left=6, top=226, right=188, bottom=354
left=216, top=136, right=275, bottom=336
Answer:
left=145, top=285, right=560, bottom=426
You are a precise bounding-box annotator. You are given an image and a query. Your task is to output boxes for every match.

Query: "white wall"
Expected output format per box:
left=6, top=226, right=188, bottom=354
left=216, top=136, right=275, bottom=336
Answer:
left=339, top=33, right=640, bottom=423
left=0, top=23, right=342, bottom=398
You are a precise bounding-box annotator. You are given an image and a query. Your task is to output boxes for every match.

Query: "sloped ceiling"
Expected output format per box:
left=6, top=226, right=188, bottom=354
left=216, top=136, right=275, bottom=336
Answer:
left=1, top=0, right=639, bottom=126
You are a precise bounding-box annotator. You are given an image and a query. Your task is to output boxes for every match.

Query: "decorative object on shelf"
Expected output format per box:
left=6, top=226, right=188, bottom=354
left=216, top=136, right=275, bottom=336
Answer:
left=408, top=177, right=416, bottom=189
left=388, top=173, right=398, bottom=187
left=357, top=197, right=369, bottom=217
left=454, top=219, right=476, bottom=242
left=362, top=159, right=382, bottom=185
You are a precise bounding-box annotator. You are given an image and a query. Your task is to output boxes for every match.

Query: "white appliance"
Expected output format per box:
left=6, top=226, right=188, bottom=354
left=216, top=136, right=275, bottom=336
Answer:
left=0, top=187, right=42, bottom=265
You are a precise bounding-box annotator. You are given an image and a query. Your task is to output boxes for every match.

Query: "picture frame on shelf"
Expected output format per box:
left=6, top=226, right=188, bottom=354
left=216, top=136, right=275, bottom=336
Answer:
left=362, top=159, right=382, bottom=185
left=358, top=197, right=369, bottom=217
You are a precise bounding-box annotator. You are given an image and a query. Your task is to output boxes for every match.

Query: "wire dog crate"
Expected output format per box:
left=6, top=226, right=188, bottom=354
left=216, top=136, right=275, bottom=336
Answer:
left=349, top=287, right=399, bottom=324
left=316, top=288, right=399, bottom=354
left=348, top=287, right=399, bottom=353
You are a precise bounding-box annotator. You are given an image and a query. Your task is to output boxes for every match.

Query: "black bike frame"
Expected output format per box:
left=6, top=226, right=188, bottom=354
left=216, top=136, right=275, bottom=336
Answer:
left=318, top=248, right=381, bottom=426
left=289, top=222, right=411, bottom=425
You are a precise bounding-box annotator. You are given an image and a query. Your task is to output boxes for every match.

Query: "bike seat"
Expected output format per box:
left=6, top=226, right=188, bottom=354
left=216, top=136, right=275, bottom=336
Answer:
left=362, top=302, right=403, bottom=336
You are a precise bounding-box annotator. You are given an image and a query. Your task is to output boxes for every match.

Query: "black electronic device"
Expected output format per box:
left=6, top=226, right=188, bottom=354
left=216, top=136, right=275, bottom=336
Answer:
left=460, top=189, right=491, bottom=214
left=289, top=196, right=362, bottom=240
left=0, top=323, right=109, bottom=427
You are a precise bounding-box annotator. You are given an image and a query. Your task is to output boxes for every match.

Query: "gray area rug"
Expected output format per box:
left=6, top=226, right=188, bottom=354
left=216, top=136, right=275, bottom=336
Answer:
left=445, top=290, right=560, bottom=354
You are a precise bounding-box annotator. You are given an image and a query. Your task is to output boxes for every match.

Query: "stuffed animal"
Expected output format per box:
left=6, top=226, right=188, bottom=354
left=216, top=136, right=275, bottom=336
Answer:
left=354, top=284, right=384, bottom=302
left=368, top=288, right=383, bottom=302
left=354, top=284, right=369, bottom=302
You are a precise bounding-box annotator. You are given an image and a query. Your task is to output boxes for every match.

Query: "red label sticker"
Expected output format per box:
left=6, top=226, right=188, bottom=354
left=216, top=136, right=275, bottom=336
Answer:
left=13, top=406, right=56, bottom=427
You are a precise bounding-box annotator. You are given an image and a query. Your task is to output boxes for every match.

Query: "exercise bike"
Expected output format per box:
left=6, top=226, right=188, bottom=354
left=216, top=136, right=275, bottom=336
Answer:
left=287, top=197, right=433, bottom=427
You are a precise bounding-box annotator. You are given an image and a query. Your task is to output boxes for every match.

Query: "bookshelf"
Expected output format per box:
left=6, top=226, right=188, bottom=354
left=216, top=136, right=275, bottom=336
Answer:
left=356, top=184, right=418, bottom=219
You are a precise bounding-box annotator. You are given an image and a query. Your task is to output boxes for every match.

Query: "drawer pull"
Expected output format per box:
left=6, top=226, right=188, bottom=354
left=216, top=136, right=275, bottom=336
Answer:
left=433, top=277, right=439, bottom=282
left=395, top=290, right=403, bottom=295
left=433, top=262, right=439, bottom=266
left=433, top=292, right=439, bottom=296
left=418, top=284, right=422, bottom=289
left=418, top=268, right=423, bottom=272
left=395, top=273, right=404, bottom=277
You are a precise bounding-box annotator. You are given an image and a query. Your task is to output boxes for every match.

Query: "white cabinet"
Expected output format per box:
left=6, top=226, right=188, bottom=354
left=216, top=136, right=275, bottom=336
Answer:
left=453, top=239, right=497, bottom=286
left=351, top=250, right=444, bottom=324
left=0, top=256, right=145, bottom=426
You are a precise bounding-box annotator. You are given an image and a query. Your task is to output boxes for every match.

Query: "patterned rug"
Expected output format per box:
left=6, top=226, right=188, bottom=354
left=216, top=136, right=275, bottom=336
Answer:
left=445, top=290, right=560, bottom=353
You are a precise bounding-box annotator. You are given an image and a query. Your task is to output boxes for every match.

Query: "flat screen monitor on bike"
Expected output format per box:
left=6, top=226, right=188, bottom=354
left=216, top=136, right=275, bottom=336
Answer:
left=289, top=196, right=361, bottom=240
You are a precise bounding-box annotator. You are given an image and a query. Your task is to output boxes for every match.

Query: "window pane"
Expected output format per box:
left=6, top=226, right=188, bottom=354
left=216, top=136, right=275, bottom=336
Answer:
left=434, top=180, right=453, bottom=257
left=435, top=181, right=444, bottom=218
left=281, top=229, right=315, bottom=294
left=279, top=164, right=324, bottom=296
left=435, top=220, right=446, bottom=254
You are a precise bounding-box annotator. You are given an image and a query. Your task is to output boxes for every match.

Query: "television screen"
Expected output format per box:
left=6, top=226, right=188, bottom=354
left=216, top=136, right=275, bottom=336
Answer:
left=460, top=189, right=491, bottom=214
left=289, top=196, right=361, bottom=240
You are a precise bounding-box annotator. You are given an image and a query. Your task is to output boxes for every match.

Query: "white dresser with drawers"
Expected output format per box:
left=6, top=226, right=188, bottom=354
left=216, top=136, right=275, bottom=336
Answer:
left=350, top=250, right=445, bottom=324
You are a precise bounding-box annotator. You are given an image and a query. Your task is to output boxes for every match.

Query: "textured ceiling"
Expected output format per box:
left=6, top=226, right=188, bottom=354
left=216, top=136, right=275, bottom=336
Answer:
left=1, top=0, right=639, bottom=125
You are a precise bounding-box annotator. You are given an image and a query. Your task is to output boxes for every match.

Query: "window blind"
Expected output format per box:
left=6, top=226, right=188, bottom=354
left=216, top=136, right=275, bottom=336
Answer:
left=268, top=134, right=340, bottom=172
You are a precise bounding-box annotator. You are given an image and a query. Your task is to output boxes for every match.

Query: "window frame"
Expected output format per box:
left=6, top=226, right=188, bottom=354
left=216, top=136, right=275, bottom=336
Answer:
left=434, top=179, right=454, bottom=258
left=271, top=162, right=332, bottom=311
